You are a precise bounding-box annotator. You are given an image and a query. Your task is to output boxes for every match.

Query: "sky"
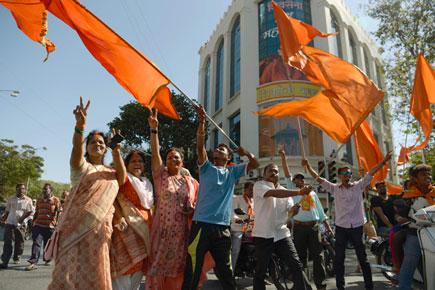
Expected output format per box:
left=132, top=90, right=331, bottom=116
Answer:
left=0, top=0, right=378, bottom=184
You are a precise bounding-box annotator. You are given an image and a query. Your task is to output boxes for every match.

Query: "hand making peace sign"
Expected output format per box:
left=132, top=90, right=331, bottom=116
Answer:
left=73, top=96, right=90, bottom=128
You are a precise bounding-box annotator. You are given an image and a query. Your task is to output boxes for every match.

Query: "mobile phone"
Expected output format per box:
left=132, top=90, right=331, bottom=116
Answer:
left=108, top=133, right=124, bottom=149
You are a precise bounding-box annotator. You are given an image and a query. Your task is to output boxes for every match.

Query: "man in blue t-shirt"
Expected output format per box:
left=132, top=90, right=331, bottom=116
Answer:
left=182, top=106, right=259, bottom=290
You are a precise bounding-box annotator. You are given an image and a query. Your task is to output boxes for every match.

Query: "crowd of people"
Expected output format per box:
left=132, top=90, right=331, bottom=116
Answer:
left=0, top=97, right=433, bottom=290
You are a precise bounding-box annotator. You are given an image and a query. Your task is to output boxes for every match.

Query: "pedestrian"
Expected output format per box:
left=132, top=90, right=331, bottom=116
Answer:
left=182, top=105, right=259, bottom=290
left=146, top=109, right=208, bottom=290
left=110, top=150, right=154, bottom=290
left=252, top=163, right=313, bottom=290
left=0, top=183, right=33, bottom=269
left=25, top=183, right=61, bottom=270
left=398, top=164, right=434, bottom=290
left=371, top=181, right=396, bottom=236
left=231, top=182, right=254, bottom=271
left=302, top=151, right=392, bottom=290
left=48, top=97, right=125, bottom=290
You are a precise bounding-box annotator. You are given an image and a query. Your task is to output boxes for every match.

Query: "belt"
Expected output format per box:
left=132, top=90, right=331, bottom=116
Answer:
left=294, top=220, right=318, bottom=227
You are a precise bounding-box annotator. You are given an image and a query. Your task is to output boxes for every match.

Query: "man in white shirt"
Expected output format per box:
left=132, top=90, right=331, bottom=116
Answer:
left=0, top=183, right=33, bottom=269
left=231, top=182, right=254, bottom=272
left=252, top=163, right=313, bottom=290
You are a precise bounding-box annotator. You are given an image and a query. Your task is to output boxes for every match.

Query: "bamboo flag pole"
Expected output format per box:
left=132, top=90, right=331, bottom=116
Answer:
left=297, top=117, right=306, bottom=159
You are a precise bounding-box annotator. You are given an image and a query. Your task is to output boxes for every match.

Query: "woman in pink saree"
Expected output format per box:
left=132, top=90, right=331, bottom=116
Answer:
left=48, top=97, right=126, bottom=290
left=146, top=109, right=211, bottom=290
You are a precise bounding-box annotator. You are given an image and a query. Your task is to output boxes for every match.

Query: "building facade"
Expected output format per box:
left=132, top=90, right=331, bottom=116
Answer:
left=197, top=0, right=398, bottom=193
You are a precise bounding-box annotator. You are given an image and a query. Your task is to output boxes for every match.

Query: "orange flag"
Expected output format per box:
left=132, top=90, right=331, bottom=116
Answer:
left=271, top=1, right=336, bottom=60
left=386, top=183, right=403, bottom=196
left=258, top=5, right=384, bottom=144
left=1, top=0, right=179, bottom=119
left=397, top=146, right=409, bottom=165
left=404, top=54, right=434, bottom=152
left=354, top=120, right=388, bottom=186
left=1, top=0, right=55, bottom=60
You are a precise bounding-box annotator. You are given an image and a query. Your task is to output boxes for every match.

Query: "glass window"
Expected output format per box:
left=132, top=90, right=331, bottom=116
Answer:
left=229, top=112, right=241, bottom=162
left=349, top=32, right=358, bottom=65
left=215, top=41, right=224, bottom=112
left=364, top=48, right=371, bottom=77
left=330, top=12, right=343, bottom=58
left=230, top=17, right=241, bottom=97
left=258, top=101, right=323, bottom=157
left=204, top=58, right=211, bottom=112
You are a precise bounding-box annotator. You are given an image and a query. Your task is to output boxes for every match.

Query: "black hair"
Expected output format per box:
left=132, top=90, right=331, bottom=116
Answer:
left=263, top=163, right=277, bottom=176
left=165, top=147, right=184, bottom=161
left=43, top=183, right=53, bottom=190
left=16, top=183, right=25, bottom=189
left=217, top=143, right=233, bottom=160
left=244, top=181, right=254, bottom=189
left=84, top=130, right=108, bottom=163
left=124, top=150, right=147, bottom=173
left=410, top=164, right=432, bottom=178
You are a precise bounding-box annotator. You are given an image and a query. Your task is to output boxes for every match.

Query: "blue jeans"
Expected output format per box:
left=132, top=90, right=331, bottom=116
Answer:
left=398, top=234, right=421, bottom=290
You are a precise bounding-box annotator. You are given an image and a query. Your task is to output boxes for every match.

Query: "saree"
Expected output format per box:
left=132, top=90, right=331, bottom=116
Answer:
left=48, top=161, right=119, bottom=290
left=110, top=174, right=153, bottom=279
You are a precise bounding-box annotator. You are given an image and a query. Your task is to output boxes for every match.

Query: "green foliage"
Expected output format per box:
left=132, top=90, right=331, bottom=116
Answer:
left=108, top=92, right=203, bottom=179
left=368, top=0, right=435, bottom=126
left=0, top=139, right=45, bottom=202
left=27, top=180, right=71, bottom=200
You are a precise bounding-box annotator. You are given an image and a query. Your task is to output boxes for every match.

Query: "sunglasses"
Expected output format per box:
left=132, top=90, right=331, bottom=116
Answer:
left=339, top=172, right=352, bottom=176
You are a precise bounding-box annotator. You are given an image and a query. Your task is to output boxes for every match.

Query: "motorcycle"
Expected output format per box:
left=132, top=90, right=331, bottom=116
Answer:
left=233, top=208, right=294, bottom=290
left=320, top=228, right=336, bottom=277
left=377, top=204, right=435, bottom=290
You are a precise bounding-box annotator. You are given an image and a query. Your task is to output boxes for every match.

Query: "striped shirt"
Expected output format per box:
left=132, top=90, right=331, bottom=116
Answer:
left=34, top=196, right=61, bottom=228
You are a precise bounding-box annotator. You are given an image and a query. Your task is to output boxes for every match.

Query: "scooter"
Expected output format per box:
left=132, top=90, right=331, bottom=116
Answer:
left=378, top=204, right=435, bottom=290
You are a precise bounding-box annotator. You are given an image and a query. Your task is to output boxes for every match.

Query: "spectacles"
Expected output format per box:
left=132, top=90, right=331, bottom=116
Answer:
left=339, top=172, right=352, bottom=176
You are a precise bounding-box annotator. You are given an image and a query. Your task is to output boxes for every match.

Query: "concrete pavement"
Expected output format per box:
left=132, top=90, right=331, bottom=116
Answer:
left=0, top=231, right=403, bottom=290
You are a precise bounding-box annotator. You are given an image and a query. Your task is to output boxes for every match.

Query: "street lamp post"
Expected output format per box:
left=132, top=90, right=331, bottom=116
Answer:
left=0, top=89, right=20, bottom=97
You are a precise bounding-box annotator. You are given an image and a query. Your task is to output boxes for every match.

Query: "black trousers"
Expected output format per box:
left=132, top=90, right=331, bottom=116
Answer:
left=253, top=236, right=312, bottom=290
left=28, top=225, right=54, bottom=264
left=293, top=224, right=326, bottom=287
left=335, top=225, right=373, bottom=290
left=182, top=222, right=235, bottom=290
left=1, top=224, right=25, bottom=265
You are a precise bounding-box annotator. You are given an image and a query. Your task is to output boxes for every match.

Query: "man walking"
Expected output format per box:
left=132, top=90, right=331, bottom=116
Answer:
left=182, top=106, right=259, bottom=290
left=26, top=183, right=61, bottom=270
left=252, top=163, right=313, bottom=290
left=303, top=151, right=392, bottom=290
left=291, top=172, right=333, bottom=290
left=0, top=184, right=34, bottom=269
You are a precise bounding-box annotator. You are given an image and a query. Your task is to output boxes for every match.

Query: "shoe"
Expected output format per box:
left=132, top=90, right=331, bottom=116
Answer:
left=12, top=257, right=20, bottom=264
left=0, top=263, right=8, bottom=269
left=316, top=284, right=327, bottom=290
left=44, top=261, right=50, bottom=266
left=25, top=263, right=37, bottom=271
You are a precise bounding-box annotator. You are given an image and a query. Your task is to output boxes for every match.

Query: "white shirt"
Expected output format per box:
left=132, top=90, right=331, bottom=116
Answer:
left=231, top=195, right=253, bottom=232
left=128, top=173, right=154, bottom=209
left=5, top=195, right=33, bottom=226
left=252, top=180, right=294, bottom=241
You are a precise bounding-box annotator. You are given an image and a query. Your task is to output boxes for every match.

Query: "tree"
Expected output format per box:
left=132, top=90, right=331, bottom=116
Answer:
left=0, top=139, right=44, bottom=201
left=108, top=92, right=204, bottom=179
left=368, top=0, right=434, bottom=166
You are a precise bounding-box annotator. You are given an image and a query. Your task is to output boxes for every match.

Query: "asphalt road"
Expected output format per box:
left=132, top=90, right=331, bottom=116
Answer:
left=0, top=226, right=400, bottom=290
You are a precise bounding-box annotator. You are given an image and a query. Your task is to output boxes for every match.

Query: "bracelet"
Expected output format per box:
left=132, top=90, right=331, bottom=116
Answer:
left=150, top=129, right=158, bottom=134
left=74, top=127, right=84, bottom=135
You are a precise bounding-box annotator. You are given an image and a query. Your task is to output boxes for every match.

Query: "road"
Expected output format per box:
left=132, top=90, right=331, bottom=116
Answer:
left=0, top=227, right=399, bottom=290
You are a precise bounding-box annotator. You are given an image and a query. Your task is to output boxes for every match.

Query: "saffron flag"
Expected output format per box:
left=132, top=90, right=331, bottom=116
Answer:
left=386, top=183, right=403, bottom=196
left=258, top=2, right=384, bottom=144
left=404, top=54, right=435, bottom=152
left=1, top=0, right=55, bottom=59
left=271, top=1, right=336, bottom=60
left=397, top=146, right=409, bottom=166
left=354, top=120, right=388, bottom=187
left=1, top=0, right=179, bottom=119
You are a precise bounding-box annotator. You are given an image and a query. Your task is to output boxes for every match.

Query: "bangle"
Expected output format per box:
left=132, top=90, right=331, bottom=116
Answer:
left=74, top=127, right=84, bottom=135
left=150, top=129, right=158, bottom=134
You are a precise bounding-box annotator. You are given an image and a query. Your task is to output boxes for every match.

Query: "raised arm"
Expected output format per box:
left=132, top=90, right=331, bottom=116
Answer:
left=110, top=129, right=127, bottom=185
left=196, top=105, right=207, bottom=165
left=148, top=109, right=163, bottom=172
left=368, top=151, right=392, bottom=177
left=264, top=185, right=312, bottom=198
left=70, top=96, right=90, bottom=169
left=279, top=147, right=291, bottom=178
left=237, top=147, right=259, bottom=172
left=302, top=159, right=321, bottom=182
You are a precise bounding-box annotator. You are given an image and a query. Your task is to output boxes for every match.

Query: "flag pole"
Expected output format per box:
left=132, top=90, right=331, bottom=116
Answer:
left=169, top=81, right=238, bottom=148
left=296, top=117, right=307, bottom=172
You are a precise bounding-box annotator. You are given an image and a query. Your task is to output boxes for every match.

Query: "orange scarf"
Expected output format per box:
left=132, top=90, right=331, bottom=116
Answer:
left=403, top=185, right=435, bottom=205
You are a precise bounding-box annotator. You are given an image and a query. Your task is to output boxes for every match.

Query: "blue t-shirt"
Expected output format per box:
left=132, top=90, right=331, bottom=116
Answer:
left=193, top=160, right=247, bottom=226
